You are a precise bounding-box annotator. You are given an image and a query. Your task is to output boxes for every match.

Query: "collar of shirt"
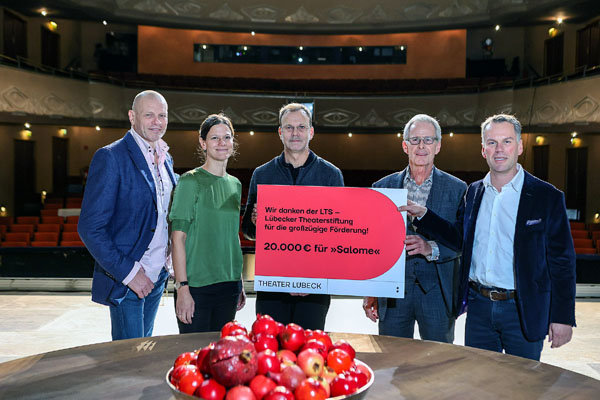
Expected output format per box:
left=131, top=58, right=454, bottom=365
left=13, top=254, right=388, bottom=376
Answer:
left=130, top=128, right=170, bottom=167
left=403, top=166, right=434, bottom=187
left=482, top=163, right=524, bottom=194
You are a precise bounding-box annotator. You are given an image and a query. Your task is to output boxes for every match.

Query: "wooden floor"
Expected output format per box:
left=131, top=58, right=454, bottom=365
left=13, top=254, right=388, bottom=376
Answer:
left=0, top=292, right=598, bottom=381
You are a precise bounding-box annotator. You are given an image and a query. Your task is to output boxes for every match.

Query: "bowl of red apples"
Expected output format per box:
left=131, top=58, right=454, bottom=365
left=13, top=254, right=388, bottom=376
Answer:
left=166, top=314, right=374, bottom=400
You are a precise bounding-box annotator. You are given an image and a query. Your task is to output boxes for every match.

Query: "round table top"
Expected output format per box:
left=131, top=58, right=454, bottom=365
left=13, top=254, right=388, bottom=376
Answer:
left=0, top=332, right=598, bottom=399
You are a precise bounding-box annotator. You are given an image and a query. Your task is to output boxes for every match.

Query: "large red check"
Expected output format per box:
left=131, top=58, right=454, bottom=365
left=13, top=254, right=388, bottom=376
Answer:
left=254, top=185, right=407, bottom=298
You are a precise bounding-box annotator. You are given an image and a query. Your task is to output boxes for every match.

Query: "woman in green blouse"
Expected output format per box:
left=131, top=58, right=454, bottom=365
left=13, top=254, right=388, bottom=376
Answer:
left=169, top=114, right=245, bottom=333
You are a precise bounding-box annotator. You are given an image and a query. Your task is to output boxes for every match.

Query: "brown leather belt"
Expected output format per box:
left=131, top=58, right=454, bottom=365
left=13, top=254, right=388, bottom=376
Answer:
left=469, top=281, right=515, bottom=301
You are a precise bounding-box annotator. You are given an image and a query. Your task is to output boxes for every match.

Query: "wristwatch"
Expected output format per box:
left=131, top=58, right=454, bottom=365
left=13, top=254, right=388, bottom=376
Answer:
left=174, top=281, right=189, bottom=290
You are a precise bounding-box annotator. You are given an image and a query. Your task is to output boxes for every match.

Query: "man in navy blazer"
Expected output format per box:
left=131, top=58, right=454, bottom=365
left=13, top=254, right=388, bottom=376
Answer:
left=404, top=114, right=576, bottom=360
left=363, top=114, right=467, bottom=343
left=79, top=90, right=177, bottom=340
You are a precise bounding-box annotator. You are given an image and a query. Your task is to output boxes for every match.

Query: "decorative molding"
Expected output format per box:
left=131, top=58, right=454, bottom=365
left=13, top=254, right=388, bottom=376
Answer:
left=170, top=104, right=208, bottom=123
left=325, top=6, right=362, bottom=24
left=390, top=108, right=424, bottom=126
left=209, top=3, right=244, bottom=21
left=318, top=108, right=360, bottom=126
left=285, top=6, right=319, bottom=23
left=222, top=106, right=248, bottom=125
left=241, top=4, right=282, bottom=22
left=242, top=107, right=279, bottom=124
left=355, top=109, right=389, bottom=127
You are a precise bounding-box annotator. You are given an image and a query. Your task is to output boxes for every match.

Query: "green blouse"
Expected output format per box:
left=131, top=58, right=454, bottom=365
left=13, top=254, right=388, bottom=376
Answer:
left=169, top=167, right=243, bottom=287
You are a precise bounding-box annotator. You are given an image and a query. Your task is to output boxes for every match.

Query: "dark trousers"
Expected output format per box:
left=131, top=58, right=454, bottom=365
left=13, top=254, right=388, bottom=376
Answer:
left=174, top=280, right=241, bottom=334
left=379, top=281, right=455, bottom=343
left=256, top=291, right=330, bottom=330
left=466, top=287, right=543, bottom=360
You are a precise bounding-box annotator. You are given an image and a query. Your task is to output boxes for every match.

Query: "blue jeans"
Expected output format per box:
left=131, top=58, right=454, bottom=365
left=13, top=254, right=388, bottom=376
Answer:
left=379, top=281, right=455, bottom=343
left=109, top=268, right=169, bottom=341
left=466, top=287, right=543, bottom=360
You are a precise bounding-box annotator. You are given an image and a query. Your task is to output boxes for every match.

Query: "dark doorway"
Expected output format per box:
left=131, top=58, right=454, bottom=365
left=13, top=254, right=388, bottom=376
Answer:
left=544, top=33, right=564, bottom=76
left=565, top=147, right=588, bottom=221
left=52, top=137, right=69, bottom=196
left=3, top=9, right=27, bottom=60
left=41, top=26, right=60, bottom=68
left=14, top=139, right=37, bottom=217
left=533, top=145, right=549, bottom=182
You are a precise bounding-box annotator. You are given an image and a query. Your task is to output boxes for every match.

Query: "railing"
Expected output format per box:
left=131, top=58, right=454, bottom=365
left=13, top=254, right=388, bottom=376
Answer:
left=1, top=53, right=599, bottom=96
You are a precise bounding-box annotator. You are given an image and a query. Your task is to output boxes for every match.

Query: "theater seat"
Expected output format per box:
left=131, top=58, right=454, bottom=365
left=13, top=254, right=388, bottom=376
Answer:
left=31, top=241, right=58, bottom=247
left=575, top=248, right=596, bottom=254
left=40, top=209, right=58, bottom=216
left=66, top=216, right=79, bottom=224
left=9, top=224, right=34, bottom=237
left=16, top=216, right=39, bottom=227
left=34, top=232, right=59, bottom=242
left=0, top=241, right=28, bottom=247
left=38, top=224, right=61, bottom=233
left=570, top=222, right=586, bottom=230
left=62, top=224, right=78, bottom=232
left=62, top=232, right=82, bottom=242
left=573, top=239, right=593, bottom=248
left=571, top=230, right=589, bottom=239
left=60, top=240, right=84, bottom=247
left=0, top=225, right=5, bottom=240
left=592, top=231, right=600, bottom=242
left=5, top=232, right=30, bottom=246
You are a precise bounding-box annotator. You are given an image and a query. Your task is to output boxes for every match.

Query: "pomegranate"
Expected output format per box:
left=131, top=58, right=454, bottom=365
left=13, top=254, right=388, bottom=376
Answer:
left=210, top=335, right=258, bottom=387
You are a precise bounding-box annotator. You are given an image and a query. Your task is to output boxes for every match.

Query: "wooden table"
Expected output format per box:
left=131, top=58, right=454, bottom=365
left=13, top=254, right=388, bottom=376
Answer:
left=0, top=332, right=598, bottom=399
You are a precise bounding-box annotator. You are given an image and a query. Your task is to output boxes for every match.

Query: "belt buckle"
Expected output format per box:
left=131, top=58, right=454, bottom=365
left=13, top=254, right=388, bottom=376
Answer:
left=488, top=290, right=500, bottom=301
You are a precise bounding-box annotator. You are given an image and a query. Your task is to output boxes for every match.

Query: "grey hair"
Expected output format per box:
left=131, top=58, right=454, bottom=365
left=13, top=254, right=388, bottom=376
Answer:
left=279, top=103, right=313, bottom=127
left=481, top=114, right=522, bottom=143
left=403, top=114, right=442, bottom=141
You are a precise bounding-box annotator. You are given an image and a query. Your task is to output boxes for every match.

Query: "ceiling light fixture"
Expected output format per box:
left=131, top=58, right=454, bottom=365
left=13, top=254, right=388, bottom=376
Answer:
left=95, top=125, right=101, bottom=131
left=102, top=20, right=108, bottom=26
left=249, top=131, right=254, bottom=136
left=557, top=17, right=563, bottom=24
left=495, top=25, right=500, bottom=31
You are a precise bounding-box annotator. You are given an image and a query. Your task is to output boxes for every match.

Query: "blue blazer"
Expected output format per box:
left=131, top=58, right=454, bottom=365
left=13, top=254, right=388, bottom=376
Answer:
left=78, top=132, right=177, bottom=306
left=373, top=167, right=467, bottom=318
left=416, top=171, right=576, bottom=341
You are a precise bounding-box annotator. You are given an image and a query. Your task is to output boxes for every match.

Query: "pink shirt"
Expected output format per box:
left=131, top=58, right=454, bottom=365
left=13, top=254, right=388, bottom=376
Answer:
left=122, top=129, right=173, bottom=285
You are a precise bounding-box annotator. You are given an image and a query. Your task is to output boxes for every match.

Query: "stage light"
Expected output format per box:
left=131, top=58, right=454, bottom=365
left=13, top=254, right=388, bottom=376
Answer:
left=348, top=133, right=353, bottom=137
left=251, top=31, right=256, bottom=36
left=102, top=20, right=107, bottom=26
left=24, top=122, right=31, bottom=129
left=449, top=132, right=454, bottom=137
left=58, top=128, right=67, bottom=136
left=95, top=125, right=101, bottom=131
left=249, top=131, right=254, bottom=136
left=495, top=25, right=500, bottom=31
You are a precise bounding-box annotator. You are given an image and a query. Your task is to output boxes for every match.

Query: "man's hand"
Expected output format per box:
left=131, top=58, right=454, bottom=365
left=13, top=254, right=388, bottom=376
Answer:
left=405, top=235, right=432, bottom=257
left=251, top=203, right=258, bottom=225
left=127, top=268, right=154, bottom=299
left=363, top=297, right=379, bottom=322
left=548, top=323, right=573, bottom=348
left=398, top=200, right=427, bottom=218
left=176, top=286, right=195, bottom=324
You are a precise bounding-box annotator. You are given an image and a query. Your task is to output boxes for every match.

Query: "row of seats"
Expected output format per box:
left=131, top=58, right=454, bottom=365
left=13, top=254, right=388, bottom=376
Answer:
left=0, top=216, right=83, bottom=247
left=570, top=222, right=600, bottom=254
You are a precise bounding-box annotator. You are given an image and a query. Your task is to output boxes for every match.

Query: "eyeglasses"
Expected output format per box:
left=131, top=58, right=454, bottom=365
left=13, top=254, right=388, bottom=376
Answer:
left=405, top=136, right=437, bottom=145
left=282, top=124, right=309, bottom=134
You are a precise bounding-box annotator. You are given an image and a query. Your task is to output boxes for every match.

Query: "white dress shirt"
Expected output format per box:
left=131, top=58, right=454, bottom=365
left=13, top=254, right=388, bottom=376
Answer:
left=470, top=164, right=524, bottom=289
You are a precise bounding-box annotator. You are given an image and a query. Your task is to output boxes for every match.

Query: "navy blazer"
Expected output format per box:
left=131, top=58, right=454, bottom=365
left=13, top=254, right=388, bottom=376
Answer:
left=78, top=132, right=177, bottom=306
left=416, top=170, right=576, bottom=341
left=373, top=167, right=467, bottom=318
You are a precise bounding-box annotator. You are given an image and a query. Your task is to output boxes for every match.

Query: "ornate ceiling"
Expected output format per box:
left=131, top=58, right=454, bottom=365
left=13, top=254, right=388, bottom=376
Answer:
left=4, top=0, right=600, bottom=34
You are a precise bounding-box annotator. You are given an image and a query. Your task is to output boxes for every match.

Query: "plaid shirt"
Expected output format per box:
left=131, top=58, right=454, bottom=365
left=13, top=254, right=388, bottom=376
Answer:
left=404, top=167, right=439, bottom=261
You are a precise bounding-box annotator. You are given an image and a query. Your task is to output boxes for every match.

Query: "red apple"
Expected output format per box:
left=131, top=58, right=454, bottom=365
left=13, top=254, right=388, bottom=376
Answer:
left=326, top=348, right=353, bottom=374
left=319, top=366, right=337, bottom=384
left=276, top=349, right=297, bottom=365
left=301, top=339, right=328, bottom=358
left=307, top=330, right=332, bottom=352
left=347, top=369, right=368, bottom=388
left=294, top=377, right=328, bottom=400
left=221, top=320, right=248, bottom=338
left=330, top=373, right=359, bottom=397
left=254, top=333, right=279, bottom=353
left=332, top=339, right=356, bottom=361
left=297, top=348, right=325, bottom=377
left=252, top=315, right=279, bottom=336
left=196, top=378, right=226, bottom=400
left=249, top=375, right=277, bottom=400
left=177, top=369, right=204, bottom=395
left=263, top=385, right=294, bottom=400
left=174, top=351, right=198, bottom=368
left=226, top=385, right=257, bottom=400
left=280, top=323, right=306, bottom=352
left=257, top=349, right=281, bottom=375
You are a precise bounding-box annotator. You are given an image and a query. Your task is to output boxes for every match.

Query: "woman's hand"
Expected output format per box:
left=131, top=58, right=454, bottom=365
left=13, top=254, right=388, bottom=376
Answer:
left=176, top=286, right=194, bottom=324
